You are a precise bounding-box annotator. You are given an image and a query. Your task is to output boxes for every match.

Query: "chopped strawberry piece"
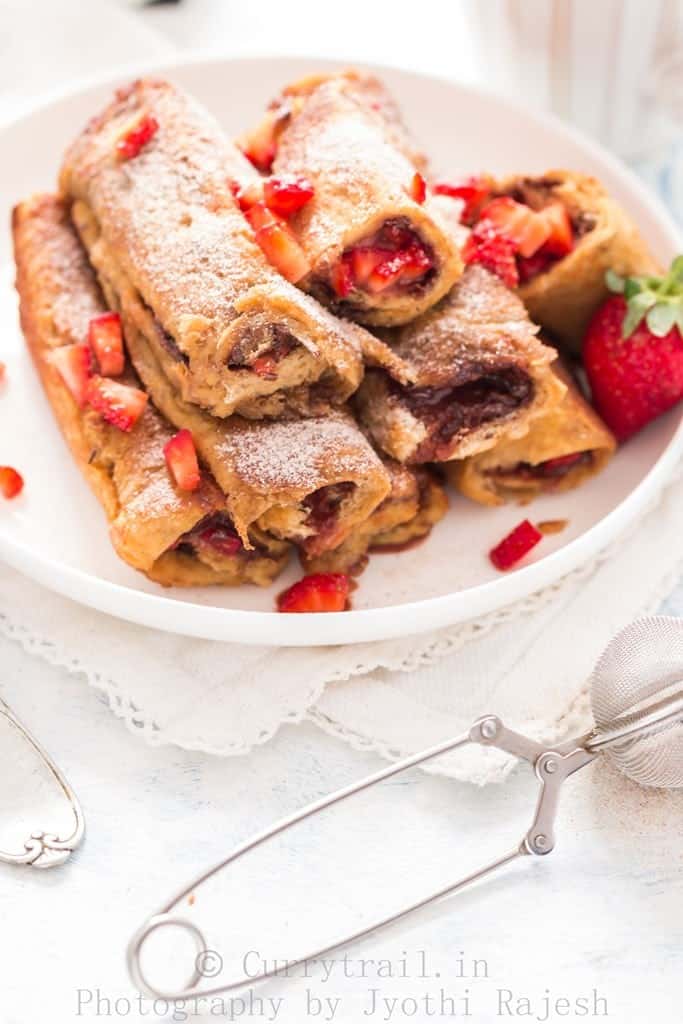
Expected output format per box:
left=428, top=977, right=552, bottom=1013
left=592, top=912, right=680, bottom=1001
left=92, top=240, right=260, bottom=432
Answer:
left=254, top=221, right=310, bottom=282
left=230, top=180, right=264, bottom=212
left=540, top=201, right=574, bottom=256
left=49, top=343, right=92, bottom=407
left=164, top=429, right=201, bottom=491
left=86, top=376, right=147, bottom=432
left=251, top=355, right=279, bottom=379
left=196, top=523, right=242, bottom=556
left=538, top=452, right=584, bottom=476
left=88, top=312, right=124, bottom=377
left=366, top=244, right=431, bottom=293
left=516, top=250, right=557, bottom=284
left=116, top=113, right=159, bottom=161
left=330, top=255, right=354, bottom=298
left=239, top=114, right=278, bottom=172
left=0, top=466, right=23, bottom=499
left=277, top=573, right=350, bottom=613
left=0, top=361, right=5, bottom=382
left=408, top=172, right=427, bottom=204
left=479, top=197, right=550, bottom=258
left=263, top=175, right=315, bottom=217
left=463, top=226, right=519, bottom=288
left=433, top=176, right=491, bottom=222
left=244, top=201, right=278, bottom=232
left=351, top=247, right=388, bottom=285
left=489, top=520, right=542, bottom=571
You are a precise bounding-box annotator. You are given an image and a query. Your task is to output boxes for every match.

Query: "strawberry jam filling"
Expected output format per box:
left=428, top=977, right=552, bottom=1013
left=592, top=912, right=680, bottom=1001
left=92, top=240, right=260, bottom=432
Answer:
left=399, top=368, right=533, bottom=462
left=227, top=326, right=297, bottom=380
left=496, top=451, right=593, bottom=482
left=330, top=218, right=435, bottom=304
left=302, top=482, right=355, bottom=554
left=174, top=513, right=245, bottom=563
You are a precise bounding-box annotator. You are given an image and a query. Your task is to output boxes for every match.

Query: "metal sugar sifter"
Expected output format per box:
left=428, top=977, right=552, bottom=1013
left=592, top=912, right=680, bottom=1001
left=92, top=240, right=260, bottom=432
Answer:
left=127, top=616, right=683, bottom=1001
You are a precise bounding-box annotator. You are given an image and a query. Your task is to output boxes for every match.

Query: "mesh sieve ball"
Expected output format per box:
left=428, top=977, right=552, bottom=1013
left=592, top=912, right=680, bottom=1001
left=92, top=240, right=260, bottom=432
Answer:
left=589, top=617, right=683, bottom=788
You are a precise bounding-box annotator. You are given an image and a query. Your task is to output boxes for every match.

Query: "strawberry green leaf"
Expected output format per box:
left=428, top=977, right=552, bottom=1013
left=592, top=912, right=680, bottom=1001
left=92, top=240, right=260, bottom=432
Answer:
left=605, top=269, right=625, bottom=293
left=646, top=301, right=678, bottom=338
left=624, top=277, right=643, bottom=300
left=622, top=292, right=652, bottom=337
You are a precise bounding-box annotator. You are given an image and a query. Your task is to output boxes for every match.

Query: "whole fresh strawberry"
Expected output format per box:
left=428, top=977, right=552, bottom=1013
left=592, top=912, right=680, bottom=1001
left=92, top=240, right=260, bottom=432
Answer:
left=583, top=257, right=683, bottom=441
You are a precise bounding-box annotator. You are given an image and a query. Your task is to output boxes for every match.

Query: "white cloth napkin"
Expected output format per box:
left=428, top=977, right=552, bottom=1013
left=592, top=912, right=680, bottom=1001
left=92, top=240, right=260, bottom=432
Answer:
left=2, top=0, right=682, bottom=784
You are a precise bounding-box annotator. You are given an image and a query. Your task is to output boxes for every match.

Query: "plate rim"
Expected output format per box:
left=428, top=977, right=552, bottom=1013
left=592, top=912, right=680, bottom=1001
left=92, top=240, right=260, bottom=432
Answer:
left=1, top=51, right=682, bottom=647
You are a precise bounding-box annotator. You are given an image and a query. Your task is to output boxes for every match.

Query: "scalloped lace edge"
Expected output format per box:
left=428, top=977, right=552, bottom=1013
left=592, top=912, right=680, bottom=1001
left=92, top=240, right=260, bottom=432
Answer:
left=0, top=468, right=680, bottom=773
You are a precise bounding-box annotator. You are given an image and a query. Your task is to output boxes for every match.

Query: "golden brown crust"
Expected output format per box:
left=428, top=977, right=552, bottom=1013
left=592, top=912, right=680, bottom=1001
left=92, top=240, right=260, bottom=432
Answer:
left=303, top=464, right=447, bottom=573
left=450, top=366, right=616, bottom=505
left=71, top=194, right=392, bottom=554
left=59, top=78, right=367, bottom=418
left=265, top=72, right=463, bottom=326
left=355, top=266, right=566, bottom=463
left=498, top=170, right=659, bottom=353
left=12, top=193, right=289, bottom=586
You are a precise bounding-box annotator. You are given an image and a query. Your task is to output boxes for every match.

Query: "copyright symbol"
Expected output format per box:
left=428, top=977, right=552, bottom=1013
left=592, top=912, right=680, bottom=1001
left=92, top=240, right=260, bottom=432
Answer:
left=195, top=949, right=223, bottom=978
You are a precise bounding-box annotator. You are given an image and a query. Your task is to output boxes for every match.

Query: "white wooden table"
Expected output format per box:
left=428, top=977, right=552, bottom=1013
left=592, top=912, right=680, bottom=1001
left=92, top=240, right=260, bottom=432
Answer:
left=2, top=3, right=682, bottom=1021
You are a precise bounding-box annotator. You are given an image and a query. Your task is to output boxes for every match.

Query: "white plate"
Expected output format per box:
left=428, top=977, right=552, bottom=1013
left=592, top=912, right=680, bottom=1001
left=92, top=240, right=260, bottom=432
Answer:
left=0, top=55, right=681, bottom=646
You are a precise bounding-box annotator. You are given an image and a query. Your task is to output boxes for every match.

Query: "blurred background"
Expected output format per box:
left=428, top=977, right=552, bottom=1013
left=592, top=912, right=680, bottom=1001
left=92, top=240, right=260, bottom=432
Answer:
left=1, top=0, right=682, bottom=219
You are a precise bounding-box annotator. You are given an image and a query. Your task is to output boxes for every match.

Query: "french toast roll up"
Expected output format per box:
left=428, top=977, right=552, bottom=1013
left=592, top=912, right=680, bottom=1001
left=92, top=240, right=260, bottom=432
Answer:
left=244, top=71, right=462, bottom=327
left=302, top=463, right=448, bottom=575
left=355, top=266, right=565, bottom=465
left=59, top=77, right=366, bottom=420
left=490, top=170, right=659, bottom=352
left=12, top=194, right=289, bottom=586
left=72, top=193, right=391, bottom=558
left=449, top=366, right=616, bottom=506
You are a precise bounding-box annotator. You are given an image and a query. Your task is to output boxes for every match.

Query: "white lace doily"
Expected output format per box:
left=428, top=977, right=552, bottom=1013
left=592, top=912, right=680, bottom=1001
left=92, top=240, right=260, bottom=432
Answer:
left=2, top=468, right=682, bottom=785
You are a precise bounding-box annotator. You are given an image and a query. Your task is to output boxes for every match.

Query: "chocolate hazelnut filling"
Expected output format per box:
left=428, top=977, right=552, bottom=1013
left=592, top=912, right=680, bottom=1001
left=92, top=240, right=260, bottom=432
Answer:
left=401, top=367, right=534, bottom=463
left=227, top=325, right=297, bottom=378
left=174, top=512, right=245, bottom=564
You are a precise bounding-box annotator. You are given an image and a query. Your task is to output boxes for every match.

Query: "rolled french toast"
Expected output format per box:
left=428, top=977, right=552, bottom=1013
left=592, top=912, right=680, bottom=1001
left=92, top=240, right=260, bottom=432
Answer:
left=12, top=193, right=290, bottom=586
left=490, top=170, right=659, bottom=352
left=59, top=78, right=370, bottom=419
left=449, top=365, right=616, bottom=505
left=241, top=71, right=463, bottom=326
left=302, top=462, right=448, bottom=574
left=355, top=266, right=565, bottom=464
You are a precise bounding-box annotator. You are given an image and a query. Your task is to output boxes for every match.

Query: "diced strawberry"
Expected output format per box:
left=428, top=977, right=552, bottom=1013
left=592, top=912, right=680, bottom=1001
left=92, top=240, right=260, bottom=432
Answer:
left=239, top=114, right=278, bottom=172
left=251, top=355, right=279, bottom=379
left=244, top=200, right=278, bottom=232
left=463, top=226, right=519, bottom=288
left=164, top=429, right=201, bottom=491
left=540, top=201, right=574, bottom=256
left=86, top=376, right=147, bottom=432
left=538, top=452, right=584, bottom=476
left=196, top=523, right=242, bottom=556
left=0, top=361, right=5, bottom=382
left=366, top=244, right=431, bottom=293
left=516, top=250, right=557, bottom=284
left=0, top=466, right=23, bottom=499
left=330, top=255, right=354, bottom=298
left=230, top=180, right=264, bottom=212
left=433, top=176, right=491, bottom=222
left=88, top=312, right=124, bottom=377
left=49, top=343, right=93, bottom=407
left=277, top=573, right=350, bottom=613
left=254, top=221, right=310, bottom=282
left=116, top=113, right=159, bottom=161
left=351, top=247, right=388, bottom=285
left=489, top=519, right=542, bottom=571
left=263, top=175, right=315, bottom=217
left=479, top=197, right=550, bottom=258
left=408, top=172, right=427, bottom=204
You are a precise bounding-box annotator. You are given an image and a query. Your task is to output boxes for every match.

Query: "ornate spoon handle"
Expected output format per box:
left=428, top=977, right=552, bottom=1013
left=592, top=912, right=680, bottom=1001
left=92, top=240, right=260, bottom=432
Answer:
left=0, top=698, right=85, bottom=869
